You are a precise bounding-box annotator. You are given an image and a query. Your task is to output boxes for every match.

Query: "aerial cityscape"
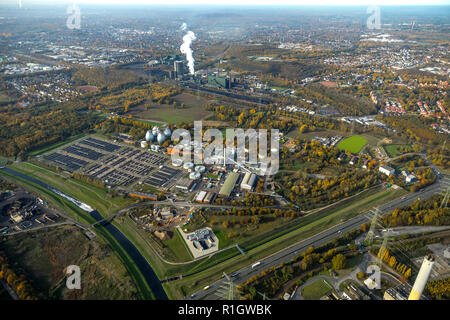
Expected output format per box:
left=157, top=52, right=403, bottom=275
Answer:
left=0, top=0, right=448, bottom=308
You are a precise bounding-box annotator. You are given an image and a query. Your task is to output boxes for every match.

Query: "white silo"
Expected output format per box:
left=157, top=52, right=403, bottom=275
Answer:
left=164, top=127, right=172, bottom=137
left=157, top=132, right=166, bottom=144
left=152, top=126, right=159, bottom=135
left=408, top=255, right=435, bottom=300
left=145, top=130, right=155, bottom=142
left=140, top=141, right=148, bottom=148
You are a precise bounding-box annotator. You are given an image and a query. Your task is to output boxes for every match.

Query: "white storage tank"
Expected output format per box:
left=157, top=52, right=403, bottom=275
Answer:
left=189, top=172, right=201, bottom=180
left=195, top=165, right=206, bottom=173
left=140, top=141, right=148, bottom=148
left=172, top=159, right=183, bottom=167
left=163, top=127, right=172, bottom=137
left=145, top=130, right=155, bottom=142
left=183, top=162, right=194, bottom=171
left=157, top=132, right=166, bottom=144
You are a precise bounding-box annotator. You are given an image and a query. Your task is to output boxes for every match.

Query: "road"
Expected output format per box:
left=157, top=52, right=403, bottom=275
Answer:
left=0, top=279, right=19, bottom=300
left=192, top=175, right=448, bottom=300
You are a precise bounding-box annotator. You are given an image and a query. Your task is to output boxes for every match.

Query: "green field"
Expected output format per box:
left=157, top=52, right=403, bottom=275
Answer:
left=301, top=279, right=333, bottom=300
left=27, top=134, right=86, bottom=156
left=337, top=135, right=368, bottom=153
left=1, top=226, right=140, bottom=299
left=131, top=93, right=212, bottom=123
left=383, top=144, right=413, bottom=158
left=0, top=167, right=155, bottom=299
left=0, top=91, right=14, bottom=103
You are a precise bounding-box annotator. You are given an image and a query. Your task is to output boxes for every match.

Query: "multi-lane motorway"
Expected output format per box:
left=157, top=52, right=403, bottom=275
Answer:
left=192, top=175, right=448, bottom=300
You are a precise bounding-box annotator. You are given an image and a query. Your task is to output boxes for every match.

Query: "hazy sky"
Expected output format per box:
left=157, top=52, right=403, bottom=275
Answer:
left=6, top=0, right=450, bottom=5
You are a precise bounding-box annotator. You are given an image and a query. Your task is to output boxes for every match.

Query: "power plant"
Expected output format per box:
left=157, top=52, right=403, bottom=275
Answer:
left=408, top=255, right=435, bottom=300
left=174, top=60, right=184, bottom=78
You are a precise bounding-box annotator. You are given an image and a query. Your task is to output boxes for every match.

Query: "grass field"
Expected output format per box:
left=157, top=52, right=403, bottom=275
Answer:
left=27, top=134, right=86, bottom=156
left=301, top=279, right=333, bottom=300
left=337, top=135, right=368, bottom=153
left=383, top=144, right=413, bottom=158
left=1, top=226, right=140, bottom=299
left=0, top=91, right=14, bottom=103
left=131, top=93, right=212, bottom=123
left=0, top=167, right=155, bottom=299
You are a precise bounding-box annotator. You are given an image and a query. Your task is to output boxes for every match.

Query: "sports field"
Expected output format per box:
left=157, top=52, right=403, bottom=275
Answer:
left=337, top=135, right=367, bottom=153
left=301, top=279, right=333, bottom=300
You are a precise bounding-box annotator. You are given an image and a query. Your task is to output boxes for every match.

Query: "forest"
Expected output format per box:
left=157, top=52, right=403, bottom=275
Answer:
left=381, top=194, right=450, bottom=227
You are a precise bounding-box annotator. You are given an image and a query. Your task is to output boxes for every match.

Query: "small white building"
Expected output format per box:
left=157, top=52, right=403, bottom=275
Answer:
left=364, top=276, right=379, bottom=290
left=379, top=165, right=395, bottom=176
left=406, top=174, right=417, bottom=183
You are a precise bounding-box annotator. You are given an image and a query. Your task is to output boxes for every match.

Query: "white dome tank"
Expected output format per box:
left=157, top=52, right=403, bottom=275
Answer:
left=189, top=172, right=201, bottom=180
left=145, top=130, right=155, bottom=142
left=183, top=162, right=194, bottom=170
left=163, top=127, right=172, bottom=137
left=195, top=165, right=206, bottom=173
left=157, top=132, right=166, bottom=144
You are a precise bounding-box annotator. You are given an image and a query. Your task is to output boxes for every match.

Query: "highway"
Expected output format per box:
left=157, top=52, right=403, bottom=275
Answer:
left=192, top=176, right=448, bottom=300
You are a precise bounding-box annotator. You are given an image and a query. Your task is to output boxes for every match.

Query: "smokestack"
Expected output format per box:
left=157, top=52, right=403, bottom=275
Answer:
left=408, top=255, right=435, bottom=300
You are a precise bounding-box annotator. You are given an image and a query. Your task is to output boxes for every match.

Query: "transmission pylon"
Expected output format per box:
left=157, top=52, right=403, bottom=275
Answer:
left=216, top=272, right=240, bottom=300
left=256, top=290, right=268, bottom=300
left=364, top=208, right=381, bottom=246
left=441, top=187, right=450, bottom=208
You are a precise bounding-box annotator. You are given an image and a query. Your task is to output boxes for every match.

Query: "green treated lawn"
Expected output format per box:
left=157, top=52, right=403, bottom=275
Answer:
left=131, top=93, right=212, bottom=124
left=301, top=279, right=333, bottom=300
left=0, top=91, right=13, bottom=103
left=383, top=144, right=413, bottom=158
left=27, top=134, right=86, bottom=156
left=164, top=229, right=193, bottom=262
left=337, top=135, right=367, bottom=153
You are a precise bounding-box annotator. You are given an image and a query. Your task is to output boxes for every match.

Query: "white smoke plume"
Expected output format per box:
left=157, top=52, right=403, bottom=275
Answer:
left=180, top=25, right=196, bottom=75
left=180, top=22, right=187, bottom=31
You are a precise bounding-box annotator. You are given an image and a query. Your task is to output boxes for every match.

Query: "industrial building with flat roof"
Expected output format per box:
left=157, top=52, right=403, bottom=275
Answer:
left=240, top=172, right=257, bottom=191
left=379, top=165, right=395, bottom=176
left=219, top=172, right=240, bottom=198
left=383, top=282, right=428, bottom=300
